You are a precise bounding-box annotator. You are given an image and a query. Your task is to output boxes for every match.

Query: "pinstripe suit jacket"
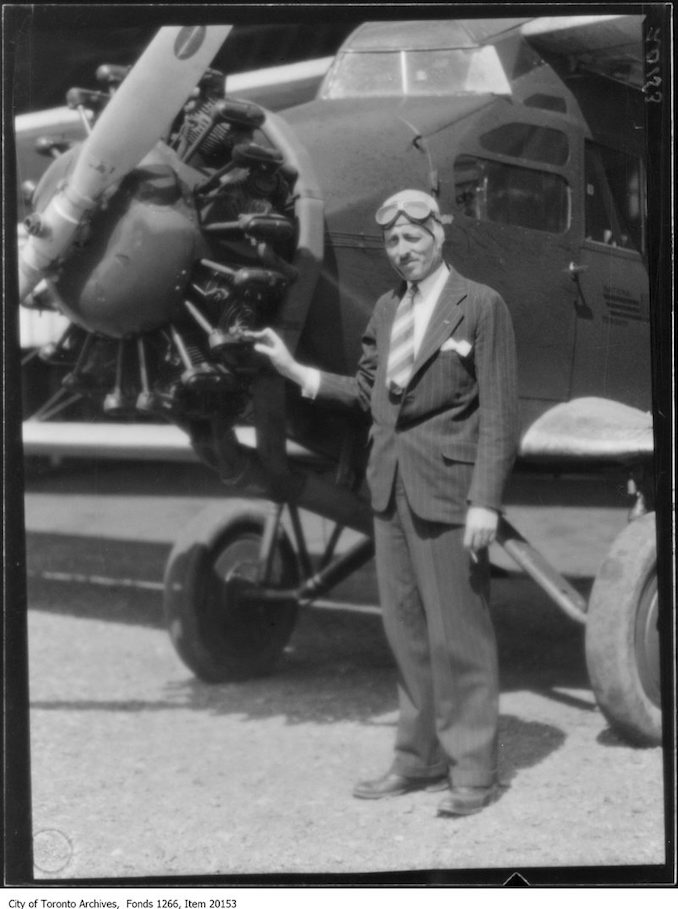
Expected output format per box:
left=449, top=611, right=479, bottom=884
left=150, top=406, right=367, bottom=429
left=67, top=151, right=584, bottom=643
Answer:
left=317, top=267, right=520, bottom=523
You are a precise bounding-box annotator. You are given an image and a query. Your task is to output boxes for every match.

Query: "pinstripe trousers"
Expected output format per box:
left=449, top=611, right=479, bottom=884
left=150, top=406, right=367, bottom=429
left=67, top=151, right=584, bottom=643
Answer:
left=373, top=470, right=499, bottom=788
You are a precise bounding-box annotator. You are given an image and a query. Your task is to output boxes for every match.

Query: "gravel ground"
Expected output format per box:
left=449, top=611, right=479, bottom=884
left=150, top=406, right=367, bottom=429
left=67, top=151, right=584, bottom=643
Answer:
left=27, top=578, right=666, bottom=882
left=21, top=463, right=669, bottom=883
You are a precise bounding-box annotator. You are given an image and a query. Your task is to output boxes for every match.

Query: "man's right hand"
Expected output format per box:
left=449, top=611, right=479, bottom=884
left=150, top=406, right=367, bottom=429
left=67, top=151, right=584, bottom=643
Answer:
left=245, top=328, right=302, bottom=383
left=245, top=328, right=321, bottom=397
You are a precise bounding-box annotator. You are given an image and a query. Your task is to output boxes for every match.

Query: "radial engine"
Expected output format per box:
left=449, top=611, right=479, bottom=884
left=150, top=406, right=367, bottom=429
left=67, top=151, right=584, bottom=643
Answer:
left=21, top=64, right=303, bottom=426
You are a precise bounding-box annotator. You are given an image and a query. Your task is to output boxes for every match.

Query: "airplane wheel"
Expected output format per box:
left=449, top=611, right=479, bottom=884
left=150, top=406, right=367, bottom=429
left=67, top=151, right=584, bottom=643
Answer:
left=164, top=503, right=299, bottom=682
left=585, top=512, right=661, bottom=746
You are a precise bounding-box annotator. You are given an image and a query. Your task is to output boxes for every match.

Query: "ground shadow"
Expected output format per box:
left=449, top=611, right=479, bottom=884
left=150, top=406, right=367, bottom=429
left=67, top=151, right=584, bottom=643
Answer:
left=492, top=577, right=591, bottom=695
left=26, top=532, right=170, bottom=593
left=27, top=513, right=596, bottom=743
left=29, top=568, right=585, bottom=737
left=498, top=714, right=566, bottom=784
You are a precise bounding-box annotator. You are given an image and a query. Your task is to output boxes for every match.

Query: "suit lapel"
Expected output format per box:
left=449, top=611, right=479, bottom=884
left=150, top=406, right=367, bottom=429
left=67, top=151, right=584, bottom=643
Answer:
left=411, top=268, right=469, bottom=376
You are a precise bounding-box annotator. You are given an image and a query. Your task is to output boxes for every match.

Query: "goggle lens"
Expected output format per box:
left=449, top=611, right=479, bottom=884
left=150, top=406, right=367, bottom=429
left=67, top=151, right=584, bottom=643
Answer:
left=375, top=199, right=440, bottom=229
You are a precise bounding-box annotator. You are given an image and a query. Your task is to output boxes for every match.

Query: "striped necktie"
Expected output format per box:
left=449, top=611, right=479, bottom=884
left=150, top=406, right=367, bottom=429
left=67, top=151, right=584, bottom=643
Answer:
left=386, top=283, right=418, bottom=395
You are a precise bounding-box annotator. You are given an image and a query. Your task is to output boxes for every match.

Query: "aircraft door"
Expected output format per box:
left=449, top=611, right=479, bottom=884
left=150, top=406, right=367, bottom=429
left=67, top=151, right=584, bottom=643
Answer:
left=569, top=142, right=652, bottom=411
left=444, top=129, right=578, bottom=419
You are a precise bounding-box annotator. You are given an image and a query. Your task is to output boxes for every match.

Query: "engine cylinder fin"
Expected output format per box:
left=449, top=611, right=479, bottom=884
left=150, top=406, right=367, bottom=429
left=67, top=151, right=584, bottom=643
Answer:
left=180, top=117, right=222, bottom=165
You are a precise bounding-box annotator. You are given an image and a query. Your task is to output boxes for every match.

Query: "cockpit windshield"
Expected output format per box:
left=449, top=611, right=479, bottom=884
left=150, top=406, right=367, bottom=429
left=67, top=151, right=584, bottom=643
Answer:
left=320, top=46, right=512, bottom=99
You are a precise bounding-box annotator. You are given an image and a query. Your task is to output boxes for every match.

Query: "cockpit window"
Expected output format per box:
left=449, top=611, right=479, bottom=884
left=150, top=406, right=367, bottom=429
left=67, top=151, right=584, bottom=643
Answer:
left=320, top=46, right=511, bottom=99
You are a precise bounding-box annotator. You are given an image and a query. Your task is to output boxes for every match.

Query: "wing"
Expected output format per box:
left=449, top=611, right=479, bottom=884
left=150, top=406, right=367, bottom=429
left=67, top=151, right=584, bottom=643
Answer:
left=519, top=398, right=653, bottom=462
left=519, top=15, right=644, bottom=88
left=22, top=421, right=324, bottom=465
left=459, top=14, right=644, bottom=89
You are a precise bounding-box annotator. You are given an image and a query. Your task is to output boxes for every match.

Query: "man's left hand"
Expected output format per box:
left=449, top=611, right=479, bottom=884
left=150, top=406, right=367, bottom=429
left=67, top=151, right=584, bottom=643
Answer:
left=464, top=505, right=499, bottom=554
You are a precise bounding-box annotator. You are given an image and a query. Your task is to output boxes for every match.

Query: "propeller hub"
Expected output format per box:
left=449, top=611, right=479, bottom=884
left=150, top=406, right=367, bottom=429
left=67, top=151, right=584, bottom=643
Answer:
left=45, top=146, right=204, bottom=337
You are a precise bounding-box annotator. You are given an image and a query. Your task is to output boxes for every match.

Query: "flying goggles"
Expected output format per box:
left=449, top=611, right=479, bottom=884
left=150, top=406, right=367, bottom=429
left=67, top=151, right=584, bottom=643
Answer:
left=375, top=198, right=442, bottom=230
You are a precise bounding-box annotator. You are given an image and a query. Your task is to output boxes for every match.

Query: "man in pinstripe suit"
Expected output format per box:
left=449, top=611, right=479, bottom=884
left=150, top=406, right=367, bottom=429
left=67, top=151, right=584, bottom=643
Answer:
left=250, top=189, right=520, bottom=817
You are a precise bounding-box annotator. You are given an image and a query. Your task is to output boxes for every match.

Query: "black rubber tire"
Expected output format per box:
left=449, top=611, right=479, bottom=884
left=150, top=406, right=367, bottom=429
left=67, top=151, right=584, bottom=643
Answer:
left=163, top=501, right=299, bottom=682
left=585, top=512, right=662, bottom=746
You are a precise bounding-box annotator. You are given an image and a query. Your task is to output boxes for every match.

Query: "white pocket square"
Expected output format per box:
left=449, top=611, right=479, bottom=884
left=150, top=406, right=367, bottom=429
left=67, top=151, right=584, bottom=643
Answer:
left=440, top=337, right=472, bottom=357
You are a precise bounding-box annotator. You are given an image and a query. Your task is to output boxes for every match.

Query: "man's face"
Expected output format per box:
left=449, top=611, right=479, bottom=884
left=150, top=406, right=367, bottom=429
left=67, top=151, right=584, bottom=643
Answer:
left=383, top=219, right=443, bottom=283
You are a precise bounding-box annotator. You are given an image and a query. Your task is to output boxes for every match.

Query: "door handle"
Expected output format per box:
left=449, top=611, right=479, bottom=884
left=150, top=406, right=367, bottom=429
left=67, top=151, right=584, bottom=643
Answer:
left=568, top=261, right=589, bottom=277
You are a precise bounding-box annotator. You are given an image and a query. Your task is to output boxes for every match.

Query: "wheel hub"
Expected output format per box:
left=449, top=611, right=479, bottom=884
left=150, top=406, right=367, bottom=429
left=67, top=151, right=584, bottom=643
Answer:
left=634, top=574, right=661, bottom=707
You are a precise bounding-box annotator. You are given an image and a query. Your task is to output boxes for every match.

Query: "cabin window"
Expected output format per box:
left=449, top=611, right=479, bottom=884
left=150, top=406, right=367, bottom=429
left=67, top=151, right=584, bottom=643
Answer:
left=479, top=123, right=569, bottom=165
left=453, top=154, right=570, bottom=233
left=584, top=142, right=643, bottom=251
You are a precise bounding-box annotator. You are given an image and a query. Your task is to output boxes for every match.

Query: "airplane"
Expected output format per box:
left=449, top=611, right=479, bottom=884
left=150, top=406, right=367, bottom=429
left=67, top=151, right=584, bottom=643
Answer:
left=12, top=15, right=667, bottom=748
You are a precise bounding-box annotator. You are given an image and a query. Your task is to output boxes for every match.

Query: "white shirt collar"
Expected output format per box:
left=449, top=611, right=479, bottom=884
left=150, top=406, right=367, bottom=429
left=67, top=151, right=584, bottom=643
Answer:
left=408, top=261, right=449, bottom=300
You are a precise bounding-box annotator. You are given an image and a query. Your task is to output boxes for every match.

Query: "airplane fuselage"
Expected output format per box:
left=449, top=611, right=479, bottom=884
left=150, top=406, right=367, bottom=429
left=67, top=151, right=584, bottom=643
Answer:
left=16, top=21, right=652, bottom=466
left=280, top=49, right=651, bottom=449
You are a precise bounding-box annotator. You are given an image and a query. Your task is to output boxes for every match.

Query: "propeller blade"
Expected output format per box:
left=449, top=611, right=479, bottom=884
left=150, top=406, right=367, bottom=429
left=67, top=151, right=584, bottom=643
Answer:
left=71, top=25, right=232, bottom=198
left=18, top=25, right=231, bottom=300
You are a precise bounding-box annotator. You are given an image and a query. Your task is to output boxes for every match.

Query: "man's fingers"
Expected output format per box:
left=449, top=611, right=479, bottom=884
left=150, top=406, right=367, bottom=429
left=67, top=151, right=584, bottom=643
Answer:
left=250, top=329, right=280, bottom=354
left=244, top=327, right=275, bottom=343
left=465, top=506, right=499, bottom=555
left=464, top=527, right=495, bottom=554
left=464, top=517, right=482, bottom=550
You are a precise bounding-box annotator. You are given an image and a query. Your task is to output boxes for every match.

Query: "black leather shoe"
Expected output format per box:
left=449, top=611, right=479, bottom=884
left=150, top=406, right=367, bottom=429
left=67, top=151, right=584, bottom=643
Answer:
left=437, top=784, right=498, bottom=817
left=353, top=771, right=449, bottom=800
